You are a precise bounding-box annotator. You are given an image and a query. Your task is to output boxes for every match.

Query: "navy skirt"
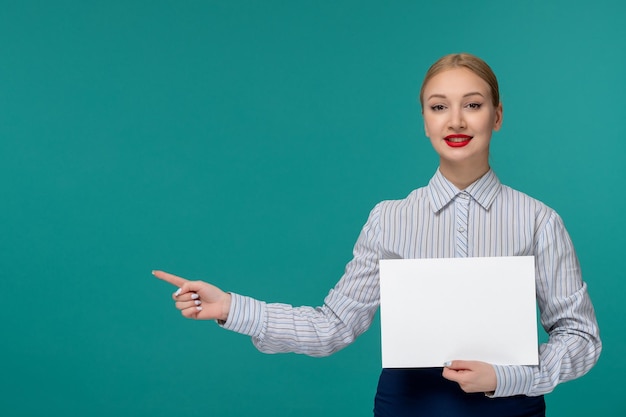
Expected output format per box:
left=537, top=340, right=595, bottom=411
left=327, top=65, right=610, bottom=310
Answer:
left=374, top=368, right=545, bottom=417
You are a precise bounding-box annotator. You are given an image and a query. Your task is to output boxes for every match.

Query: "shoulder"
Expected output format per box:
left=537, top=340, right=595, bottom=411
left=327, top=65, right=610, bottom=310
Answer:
left=360, top=186, right=432, bottom=233
left=498, top=184, right=563, bottom=230
left=373, top=185, right=430, bottom=213
left=499, top=184, right=551, bottom=208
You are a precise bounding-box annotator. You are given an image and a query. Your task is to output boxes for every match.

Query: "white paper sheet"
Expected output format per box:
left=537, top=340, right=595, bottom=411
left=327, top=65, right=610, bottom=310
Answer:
left=379, top=256, right=538, bottom=368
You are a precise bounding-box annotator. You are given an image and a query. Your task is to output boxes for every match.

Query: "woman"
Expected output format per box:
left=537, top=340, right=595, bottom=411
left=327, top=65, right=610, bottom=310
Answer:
left=154, top=53, right=601, bottom=416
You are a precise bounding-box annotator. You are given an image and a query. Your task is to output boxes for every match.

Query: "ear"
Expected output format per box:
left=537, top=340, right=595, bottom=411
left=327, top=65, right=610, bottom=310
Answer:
left=493, top=103, right=503, bottom=131
left=422, top=110, right=430, bottom=137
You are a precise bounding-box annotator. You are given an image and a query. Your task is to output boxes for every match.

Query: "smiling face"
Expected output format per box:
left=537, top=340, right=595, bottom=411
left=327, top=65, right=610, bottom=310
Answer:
left=422, top=67, right=503, bottom=181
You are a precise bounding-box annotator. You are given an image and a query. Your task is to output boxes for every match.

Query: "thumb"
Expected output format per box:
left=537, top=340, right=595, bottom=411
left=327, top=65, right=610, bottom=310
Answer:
left=443, top=360, right=472, bottom=370
left=178, top=280, right=222, bottom=301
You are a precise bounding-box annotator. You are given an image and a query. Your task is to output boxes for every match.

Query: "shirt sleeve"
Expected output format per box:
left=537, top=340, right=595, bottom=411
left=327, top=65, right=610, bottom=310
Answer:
left=221, top=203, right=383, bottom=357
left=492, top=211, right=602, bottom=397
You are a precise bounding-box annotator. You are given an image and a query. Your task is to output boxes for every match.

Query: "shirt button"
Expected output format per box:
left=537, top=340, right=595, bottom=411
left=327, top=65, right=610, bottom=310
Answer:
left=458, top=227, right=466, bottom=232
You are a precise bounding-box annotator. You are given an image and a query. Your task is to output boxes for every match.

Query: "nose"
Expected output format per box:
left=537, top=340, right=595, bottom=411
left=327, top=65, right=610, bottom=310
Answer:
left=448, top=107, right=466, bottom=131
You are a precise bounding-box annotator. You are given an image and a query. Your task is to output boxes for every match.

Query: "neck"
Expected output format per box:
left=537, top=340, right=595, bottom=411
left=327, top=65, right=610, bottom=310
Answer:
left=439, top=161, right=490, bottom=190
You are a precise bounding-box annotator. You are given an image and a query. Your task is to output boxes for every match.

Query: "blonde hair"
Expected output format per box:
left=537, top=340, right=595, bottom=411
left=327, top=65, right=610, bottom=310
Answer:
left=419, top=53, right=500, bottom=108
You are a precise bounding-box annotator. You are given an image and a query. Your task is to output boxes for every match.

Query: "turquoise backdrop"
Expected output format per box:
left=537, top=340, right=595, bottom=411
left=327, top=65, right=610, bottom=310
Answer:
left=1, top=1, right=624, bottom=416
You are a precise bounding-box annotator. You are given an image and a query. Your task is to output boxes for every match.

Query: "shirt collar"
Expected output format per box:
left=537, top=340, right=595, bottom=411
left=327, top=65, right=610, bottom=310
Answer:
left=427, top=168, right=501, bottom=212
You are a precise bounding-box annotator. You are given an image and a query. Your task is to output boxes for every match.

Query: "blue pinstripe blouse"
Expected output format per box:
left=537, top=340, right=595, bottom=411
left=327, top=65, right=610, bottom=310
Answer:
left=223, top=168, right=601, bottom=397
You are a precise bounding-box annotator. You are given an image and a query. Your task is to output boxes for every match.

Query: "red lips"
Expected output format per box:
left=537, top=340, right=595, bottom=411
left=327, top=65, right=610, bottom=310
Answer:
left=444, top=134, right=473, bottom=148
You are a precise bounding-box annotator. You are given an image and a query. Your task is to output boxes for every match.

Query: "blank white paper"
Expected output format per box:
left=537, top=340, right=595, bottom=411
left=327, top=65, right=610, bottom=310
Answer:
left=379, top=256, right=538, bottom=368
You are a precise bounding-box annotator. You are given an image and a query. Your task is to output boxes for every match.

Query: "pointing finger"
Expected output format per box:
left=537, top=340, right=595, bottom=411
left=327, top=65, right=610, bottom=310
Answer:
left=152, top=270, right=189, bottom=288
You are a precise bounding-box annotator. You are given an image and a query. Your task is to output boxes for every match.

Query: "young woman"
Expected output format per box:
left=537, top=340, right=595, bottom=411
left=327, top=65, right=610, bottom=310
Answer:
left=154, top=53, right=601, bottom=417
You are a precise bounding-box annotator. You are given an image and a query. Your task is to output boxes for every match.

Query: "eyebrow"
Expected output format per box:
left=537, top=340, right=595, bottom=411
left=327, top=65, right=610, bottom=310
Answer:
left=426, top=92, right=485, bottom=100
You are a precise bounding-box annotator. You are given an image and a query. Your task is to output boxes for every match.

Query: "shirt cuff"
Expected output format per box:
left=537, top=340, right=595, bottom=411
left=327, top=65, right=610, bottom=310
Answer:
left=220, top=293, right=266, bottom=338
left=492, top=365, right=535, bottom=397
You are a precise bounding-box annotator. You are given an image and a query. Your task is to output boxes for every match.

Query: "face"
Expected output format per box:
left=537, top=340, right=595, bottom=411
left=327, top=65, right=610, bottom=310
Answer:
left=422, top=67, right=503, bottom=171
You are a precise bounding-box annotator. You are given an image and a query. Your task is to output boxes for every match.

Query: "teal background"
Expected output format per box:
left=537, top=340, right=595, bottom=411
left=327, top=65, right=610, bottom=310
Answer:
left=1, top=1, right=624, bottom=415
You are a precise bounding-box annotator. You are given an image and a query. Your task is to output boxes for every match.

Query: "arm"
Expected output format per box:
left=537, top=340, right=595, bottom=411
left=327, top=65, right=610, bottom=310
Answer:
left=223, top=204, right=383, bottom=357
left=491, top=211, right=602, bottom=397
left=155, top=204, right=384, bottom=357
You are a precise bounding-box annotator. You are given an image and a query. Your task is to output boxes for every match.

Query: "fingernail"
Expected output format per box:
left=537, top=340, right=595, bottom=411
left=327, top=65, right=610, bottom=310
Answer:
left=191, top=293, right=199, bottom=300
left=196, top=306, right=203, bottom=311
left=194, top=300, right=201, bottom=306
left=443, top=361, right=452, bottom=367
left=174, top=288, right=181, bottom=297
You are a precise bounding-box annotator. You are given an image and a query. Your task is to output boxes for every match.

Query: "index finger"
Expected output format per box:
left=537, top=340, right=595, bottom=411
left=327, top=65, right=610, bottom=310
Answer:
left=152, top=270, right=189, bottom=288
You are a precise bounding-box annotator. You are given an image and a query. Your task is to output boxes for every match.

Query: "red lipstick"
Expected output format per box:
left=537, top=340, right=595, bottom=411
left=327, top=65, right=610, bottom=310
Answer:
left=444, top=134, right=473, bottom=148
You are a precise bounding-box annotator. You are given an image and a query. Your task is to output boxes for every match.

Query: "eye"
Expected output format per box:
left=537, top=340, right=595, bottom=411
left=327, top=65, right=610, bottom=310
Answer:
left=430, top=104, right=446, bottom=112
left=466, top=102, right=482, bottom=110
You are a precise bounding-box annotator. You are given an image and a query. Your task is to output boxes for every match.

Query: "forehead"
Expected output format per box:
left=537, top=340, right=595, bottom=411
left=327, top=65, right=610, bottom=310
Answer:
left=423, top=67, right=491, bottom=99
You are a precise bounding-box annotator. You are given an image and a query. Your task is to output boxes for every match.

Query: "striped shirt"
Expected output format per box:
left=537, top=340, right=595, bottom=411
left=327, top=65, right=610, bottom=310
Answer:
left=223, top=168, right=601, bottom=397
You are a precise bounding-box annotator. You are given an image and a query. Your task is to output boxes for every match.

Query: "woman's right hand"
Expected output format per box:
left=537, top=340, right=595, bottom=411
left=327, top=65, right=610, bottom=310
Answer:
left=153, top=270, right=232, bottom=322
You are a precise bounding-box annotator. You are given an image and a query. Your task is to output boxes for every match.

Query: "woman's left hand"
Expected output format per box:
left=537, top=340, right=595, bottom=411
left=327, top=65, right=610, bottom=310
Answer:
left=442, top=360, right=497, bottom=393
